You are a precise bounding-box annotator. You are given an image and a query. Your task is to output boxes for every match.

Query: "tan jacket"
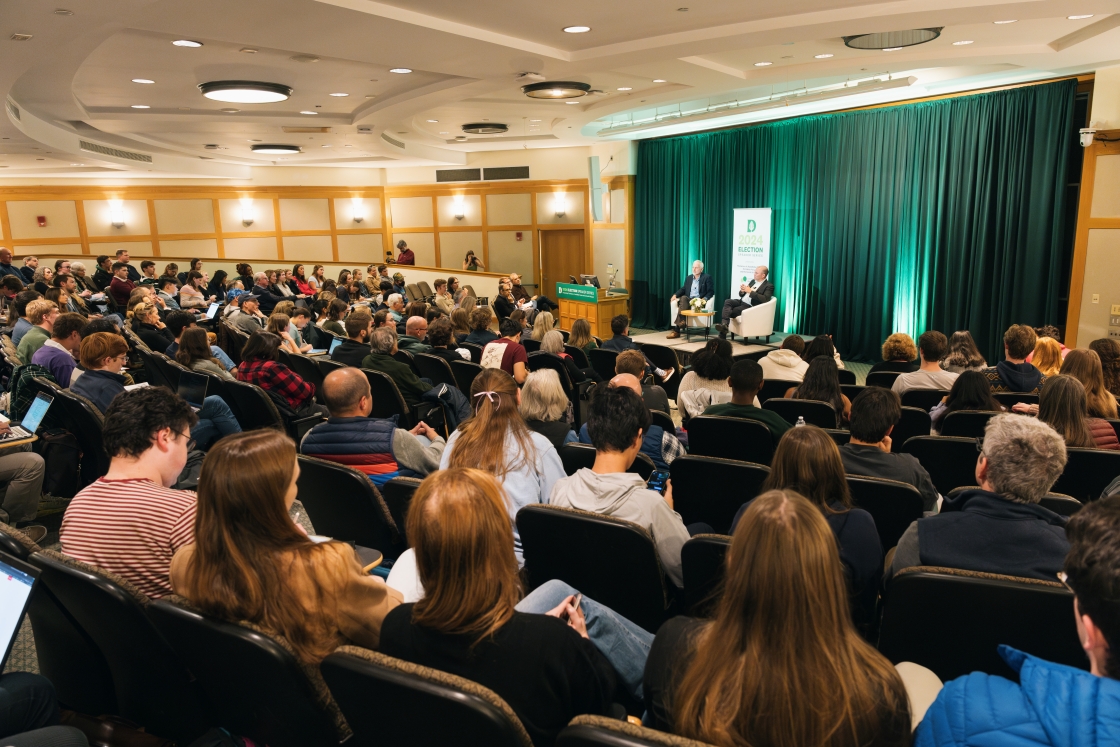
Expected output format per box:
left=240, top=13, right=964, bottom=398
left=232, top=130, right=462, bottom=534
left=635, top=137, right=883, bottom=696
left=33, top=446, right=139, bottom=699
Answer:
left=434, top=292, right=455, bottom=316
left=171, top=541, right=403, bottom=657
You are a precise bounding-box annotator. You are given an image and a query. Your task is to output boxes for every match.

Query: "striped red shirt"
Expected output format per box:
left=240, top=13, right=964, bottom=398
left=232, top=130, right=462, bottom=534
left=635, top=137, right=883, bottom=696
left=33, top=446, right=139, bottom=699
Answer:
left=60, top=478, right=196, bottom=600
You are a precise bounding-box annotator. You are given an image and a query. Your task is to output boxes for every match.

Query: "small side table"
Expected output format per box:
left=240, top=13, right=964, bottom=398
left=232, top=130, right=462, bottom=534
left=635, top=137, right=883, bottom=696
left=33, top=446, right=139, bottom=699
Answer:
left=680, top=310, right=715, bottom=341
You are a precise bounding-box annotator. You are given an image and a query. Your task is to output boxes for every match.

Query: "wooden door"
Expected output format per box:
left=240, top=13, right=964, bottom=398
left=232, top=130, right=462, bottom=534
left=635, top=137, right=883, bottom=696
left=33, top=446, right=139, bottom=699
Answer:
left=539, top=229, right=585, bottom=299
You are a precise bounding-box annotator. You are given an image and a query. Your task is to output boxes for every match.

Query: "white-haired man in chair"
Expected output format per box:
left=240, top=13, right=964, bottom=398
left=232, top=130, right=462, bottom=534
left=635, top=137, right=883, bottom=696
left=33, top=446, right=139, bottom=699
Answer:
left=668, top=260, right=714, bottom=340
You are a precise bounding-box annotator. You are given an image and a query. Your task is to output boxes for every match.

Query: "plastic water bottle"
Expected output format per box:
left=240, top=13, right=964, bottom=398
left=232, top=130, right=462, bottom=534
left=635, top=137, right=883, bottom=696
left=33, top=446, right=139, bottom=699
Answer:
left=795, top=416, right=806, bottom=427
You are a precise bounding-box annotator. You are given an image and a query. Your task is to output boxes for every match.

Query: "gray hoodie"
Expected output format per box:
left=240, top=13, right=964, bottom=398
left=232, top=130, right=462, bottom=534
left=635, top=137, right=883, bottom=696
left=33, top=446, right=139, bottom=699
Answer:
left=549, top=468, right=691, bottom=587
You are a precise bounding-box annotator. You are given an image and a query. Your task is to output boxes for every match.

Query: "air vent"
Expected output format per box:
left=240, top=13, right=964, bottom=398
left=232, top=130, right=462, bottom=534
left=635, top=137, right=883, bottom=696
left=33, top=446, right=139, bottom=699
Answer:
left=483, top=166, right=529, bottom=181
left=436, top=168, right=482, bottom=183
left=79, top=140, right=153, bottom=163
left=381, top=133, right=405, bottom=149
left=462, top=122, right=508, bottom=135
left=5, top=100, right=19, bottom=121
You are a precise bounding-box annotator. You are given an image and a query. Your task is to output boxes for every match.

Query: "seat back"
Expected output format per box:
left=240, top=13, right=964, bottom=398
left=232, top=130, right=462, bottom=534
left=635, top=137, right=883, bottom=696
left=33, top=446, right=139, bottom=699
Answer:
left=558, top=443, right=651, bottom=480
left=361, top=369, right=413, bottom=426
left=762, top=397, right=837, bottom=428
left=451, top=359, right=484, bottom=393
left=900, top=388, right=950, bottom=411
left=321, top=647, right=532, bottom=747
left=392, top=348, right=418, bottom=374
left=756, top=379, right=799, bottom=404
left=29, top=551, right=210, bottom=744
left=404, top=283, right=423, bottom=302
left=840, top=384, right=866, bottom=402
left=416, top=281, right=434, bottom=298
left=1039, top=493, right=1083, bottom=516
left=993, top=392, right=1038, bottom=408
left=414, top=353, right=458, bottom=390
left=939, top=410, right=1000, bottom=438
left=877, top=567, right=1084, bottom=681
left=460, top=342, right=485, bottom=364
left=134, top=348, right=175, bottom=390
left=837, top=368, right=856, bottom=385
left=890, top=406, right=932, bottom=453
left=295, top=456, right=403, bottom=559
left=901, top=436, right=978, bottom=495
left=147, top=598, right=346, bottom=747
left=318, top=357, right=347, bottom=377
left=221, top=322, right=247, bottom=364
left=1052, top=447, right=1120, bottom=503
left=52, top=389, right=110, bottom=487
left=588, top=348, right=619, bottom=382
left=822, top=428, right=850, bottom=446
left=639, top=344, right=682, bottom=398
left=557, top=715, right=717, bottom=747
left=516, top=505, right=669, bottom=633
left=380, top=477, right=421, bottom=549
left=670, top=455, right=769, bottom=533
left=846, top=476, right=924, bottom=550
left=287, top=354, right=327, bottom=395
left=681, top=534, right=732, bottom=617
left=865, top=371, right=902, bottom=388
left=650, top=410, right=675, bottom=435
left=217, top=378, right=285, bottom=431
left=564, top=345, right=589, bottom=368
left=686, top=416, right=774, bottom=465
left=521, top=338, right=541, bottom=353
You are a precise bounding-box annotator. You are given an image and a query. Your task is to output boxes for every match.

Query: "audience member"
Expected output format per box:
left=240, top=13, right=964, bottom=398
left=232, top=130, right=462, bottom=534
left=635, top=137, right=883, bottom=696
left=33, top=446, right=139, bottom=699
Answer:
left=441, top=368, right=564, bottom=564
left=645, top=490, right=909, bottom=745
left=265, top=312, right=302, bottom=355
left=91, top=255, right=114, bottom=292
left=18, top=256, right=37, bottom=285
left=0, top=432, right=47, bottom=540
left=1061, top=348, right=1119, bottom=419
left=540, top=329, right=596, bottom=383
left=129, top=301, right=174, bottom=352
left=481, top=318, right=530, bottom=385
left=107, top=261, right=136, bottom=309
left=300, top=368, right=445, bottom=486
left=930, top=370, right=1005, bottom=433
left=579, top=375, right=685, bottom=471
left=840, top=387, right=940, bottom=511
left=16, top=299, right=58, bottom=363
left=676, top=337, right=733, bottom=421
left=230, top=294, right=266, bottom=335
left=398, top=315, right=431, bottom=354
left=432, top=278, right=454, bottom=315
left=1026, top=325, right=1069, bottom=362
left=614, top=349, right=670, bottom=414
left=0, top=672, right=86, bottom=747
left=176, top=327, right=233, bottom=380
left=30, top=312, right=85, bottom=387
left=888, top=414, right=1068, bottom=580
left=379, top=468, right=653, bottom=745
left=1088, top=337, right=1120, bottom=398
left=331, top=311, right=373, bottom=367
left=732, top=426, right=881, bottom=630
left=9, top=290, right=41, bottom=345
left=164, top=311, right=234, bottom=369
left=0, top=248, right=25, bottom=285
left=871, top=333, right=919, bottom=374
left=552, top=384, right=693, bottom=587
left=30, top=266, right=53, bottom=295
left=237, top=331, right=323, bottom=418
left=520, top=369, right=578, bottom=449
left=568, top=318, right=597, bottom=356
left=60, top=387, right=199, bottom=598
left=362, top=327, right=433, bottom=410
left=172, top=429, right=403, bottom=661
left=450, top=307, right=472, bottom=343
left=601, top=315, right=674, bottom=383
left=892, top=331, right=958, bottom=396
left=914, top=496, right=1120, bottom=747
left=1037, top=375, right=1119, bottom=450
left=802, top=333, right=846, bottom=369
left=983, top=324, right=1045, bottom=392
left=249, top=272, right=283, bottom=314
left=492, top=277, right=516, bottom=320
left=386, top=293, right=405, bottom=323
left=459, top=307, right=494, bottom=346
left=422, top=318, right=466, bottom=363
left=786, top=355, right=851, bottom=426
left=530, top=311, right=556, bottom=342
left=319, top=298, right=348, bottom=337
left=757, top=334, right=809, bottom=382
left=702, top=359, right=791, bottom=442
left=1031, top=336, right=1064, bottom=377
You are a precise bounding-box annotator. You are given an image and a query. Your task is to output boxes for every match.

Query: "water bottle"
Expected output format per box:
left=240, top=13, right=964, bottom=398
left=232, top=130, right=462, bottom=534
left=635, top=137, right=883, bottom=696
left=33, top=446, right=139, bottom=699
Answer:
left=795, top=416, right=806, bottom=427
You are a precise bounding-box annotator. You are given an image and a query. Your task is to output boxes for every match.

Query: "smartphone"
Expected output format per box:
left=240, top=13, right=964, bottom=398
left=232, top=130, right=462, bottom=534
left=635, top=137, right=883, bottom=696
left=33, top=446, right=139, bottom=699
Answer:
left=562, top=593, right=583, bottom=621
left=647, top=469, right=670, bottom=495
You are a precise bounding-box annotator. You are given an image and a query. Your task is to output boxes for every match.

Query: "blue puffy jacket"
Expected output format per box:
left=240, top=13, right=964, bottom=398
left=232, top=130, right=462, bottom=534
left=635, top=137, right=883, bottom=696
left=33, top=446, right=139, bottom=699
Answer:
left=915, top=646, right=1120, bottom=747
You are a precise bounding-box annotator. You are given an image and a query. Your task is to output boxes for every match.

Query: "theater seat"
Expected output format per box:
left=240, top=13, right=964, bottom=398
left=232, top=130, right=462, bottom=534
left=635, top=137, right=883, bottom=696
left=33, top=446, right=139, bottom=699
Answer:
left=669, top=455, right=769, bottom=533
left=1051, top=447, right=1120, bottom=503
left=589, top=349, right=619, bottom=383
left=901, top=436, right=977, bottom=495
left=321, top=646, right=532, bottom=747
left=681, top=534, right=732, bottom=617
left=726, top=298, right=776, bottom=342
left=451, top=359, right=484, bottom=393
left=762, top=397, right=837, bottom=428
left=557, top=715, right=717, bottom=747
left=295, top=455, right=404, bottom=560
left=414, top=353, right=459, bottom=391
left=890, top=406, right=931, bottom=454
left=381, top=477, right=422, bottom=549
left=900, top=388, right=950, bottom=412
left=686, top=416, right=774, bottom=465
left=558, top=443, right=654, bottom=479
left=939, top=410, right=1000, bottom=438
left=845, top=476, right=924, bottom=550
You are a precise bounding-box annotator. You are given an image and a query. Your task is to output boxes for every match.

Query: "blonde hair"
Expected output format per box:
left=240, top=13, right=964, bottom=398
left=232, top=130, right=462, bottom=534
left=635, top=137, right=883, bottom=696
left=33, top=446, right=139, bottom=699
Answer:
left=519, top=369, right=569, bottom=422
left=26, top=299, right=58, bottom=325
left=531, top=311, right=555, bottom=341
left=568, top=318, right=593, bottom=349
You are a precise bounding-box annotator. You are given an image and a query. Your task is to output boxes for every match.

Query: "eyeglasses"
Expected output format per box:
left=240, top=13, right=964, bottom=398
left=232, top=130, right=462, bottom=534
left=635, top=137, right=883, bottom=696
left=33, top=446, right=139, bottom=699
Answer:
left=1056, top=571, right=1074, bottom=594
left=174, top=430, right=196, bottom=452
left=975, top=437, right=985, bottom=454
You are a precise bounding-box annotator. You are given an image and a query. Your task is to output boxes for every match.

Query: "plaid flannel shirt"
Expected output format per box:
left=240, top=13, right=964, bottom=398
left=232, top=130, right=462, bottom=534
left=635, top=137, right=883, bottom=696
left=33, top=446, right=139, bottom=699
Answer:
left=236, top=359, right=314, bottom=411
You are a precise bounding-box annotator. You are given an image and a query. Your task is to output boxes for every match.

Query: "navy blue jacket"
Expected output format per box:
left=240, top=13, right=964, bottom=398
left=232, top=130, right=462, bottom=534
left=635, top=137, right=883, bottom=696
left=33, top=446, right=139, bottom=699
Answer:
left=675, top=273, right=714, bottom=302
left=300, top=415, right=415, bottom=486
left=70, top=369, right=126, bottom=413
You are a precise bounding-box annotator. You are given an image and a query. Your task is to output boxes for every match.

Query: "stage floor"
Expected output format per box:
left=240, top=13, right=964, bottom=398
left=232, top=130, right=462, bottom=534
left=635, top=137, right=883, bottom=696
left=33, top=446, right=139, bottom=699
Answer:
left=630, top=327, right=777, bottom=357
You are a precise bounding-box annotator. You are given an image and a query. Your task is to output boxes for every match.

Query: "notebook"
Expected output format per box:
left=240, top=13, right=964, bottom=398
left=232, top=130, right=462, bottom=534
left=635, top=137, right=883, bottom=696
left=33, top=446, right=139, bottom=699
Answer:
left=0, top=554, right=38, bottom=672
left=204, top=302, right=220, bottom=320
left=0, top=393, right=53, bottom=441
left=177, top=370, right=209, bottom=412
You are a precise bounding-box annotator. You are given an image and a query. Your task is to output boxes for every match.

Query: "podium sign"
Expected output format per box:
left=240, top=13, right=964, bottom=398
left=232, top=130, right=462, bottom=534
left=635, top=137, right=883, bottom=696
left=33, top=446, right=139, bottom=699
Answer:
left=731, top=208, right=772, bottom=297
left=557, top=283, right=599, bottom=302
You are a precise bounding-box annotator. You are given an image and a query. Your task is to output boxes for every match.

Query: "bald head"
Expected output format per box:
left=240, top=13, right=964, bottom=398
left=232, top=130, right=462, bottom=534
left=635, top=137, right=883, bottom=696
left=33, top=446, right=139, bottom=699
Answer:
left=609, top=373, right=643, bottom=396
left=321, top=367, right=372, bottom=417
left=405, top=315, right=428, bottom=337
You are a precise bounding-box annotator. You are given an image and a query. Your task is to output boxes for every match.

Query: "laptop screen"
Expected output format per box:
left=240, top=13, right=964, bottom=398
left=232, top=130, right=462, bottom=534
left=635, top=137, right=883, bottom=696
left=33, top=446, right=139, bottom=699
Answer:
left=329, top=337, right=343, bottom=354
left=177, top=371, right=209, bottom=409
left=0, top=554, right=37, bottom=672
left=21, top=393, right=52, bottom=434
left=205, top=302, right=220, bottom=320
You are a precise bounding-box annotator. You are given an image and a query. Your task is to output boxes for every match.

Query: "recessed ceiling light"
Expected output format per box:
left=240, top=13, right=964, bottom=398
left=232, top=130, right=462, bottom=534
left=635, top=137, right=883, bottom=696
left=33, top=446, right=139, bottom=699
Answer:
left=563, top=26, right=591, bottom=33
left=329, top=92, right=349, bottom=97
left=70, top=163, right=80, bottom=166
left=172, top=39, right=202, bottom=47
left=993, top=19, right=1017, bottom=24
left=882, top=47, right=903, bottom=52
left=240, top=48, right=257, bottom=54
left=653, top=78, right=667, bottom=82
left=389, top=68, right=412, bottom=74
left=132, top=78, right=155, bottom=84
left=131, top=104, right=150, bottom=109
left=565, top=101, right=579, bottom=104
left=952, top=40, right=973, bottom=45
left=199, top=80, right=292, bottom=103
left=322, top=144, right=330, bottom=147
left=754, top=61, right=772, bottom=66
left=814, top=53, right=833, bottom=59
left=677, top=7, right=688, bottom=10
left=365, top=95, right=377, bottom=99
left=252, top=144, right=302, bottom=154
left=54, top=9, right=74, bottom=15
left=1067, top=14, right=1094, bottom=19
left=291, top=54, right=320, bottom=63
left=300, top=110, right=318, bottom=115
left=617, top=87, right=633, bottom=91
left=220, top=108, right=239, bottom=113
left=439, top=131, right=448, bottom=134
left=427, top=119, right=438, bottom=122
left=530, top=118, right=541, bottom=122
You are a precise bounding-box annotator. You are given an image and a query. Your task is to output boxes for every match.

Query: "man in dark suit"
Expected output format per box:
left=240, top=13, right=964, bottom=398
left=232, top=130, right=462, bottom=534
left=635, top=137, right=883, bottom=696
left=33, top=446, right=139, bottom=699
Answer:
left=667, top=260, right=714, bottom=339
left=716, top=265, right=773, bottom=339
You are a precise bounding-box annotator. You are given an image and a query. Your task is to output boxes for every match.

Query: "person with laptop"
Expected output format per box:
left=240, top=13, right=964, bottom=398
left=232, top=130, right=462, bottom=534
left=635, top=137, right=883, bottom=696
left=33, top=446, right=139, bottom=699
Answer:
left=331, top=310, right=374, bottom=367
left=0, top=398, right=48, bottom=542
left=163, top=311, right=235, bottom=371
left=30, top=312, right=85, bottom=388
left=175, top=328, right=234, bottom=380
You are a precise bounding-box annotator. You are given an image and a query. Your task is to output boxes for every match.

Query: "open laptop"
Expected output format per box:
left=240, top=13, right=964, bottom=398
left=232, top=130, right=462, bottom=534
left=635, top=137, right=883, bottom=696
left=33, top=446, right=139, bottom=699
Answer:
left=329, top=337, right=343, bottom=354
left=0, top=553, right=38, bottom=673
left=0, top=393, right=53, bottom=441
left=177, top=370, right=209, bottom=412
left=204, top=302, right=221, bottom=320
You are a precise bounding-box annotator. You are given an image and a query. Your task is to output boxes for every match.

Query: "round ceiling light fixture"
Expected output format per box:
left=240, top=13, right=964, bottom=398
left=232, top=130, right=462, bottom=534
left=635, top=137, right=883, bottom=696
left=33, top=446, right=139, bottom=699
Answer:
left=131, top=104, right=150, bottom=109
left=389, top=68, right=412, bottom=74
left=814, top=53, right=834, bottom=59
left=1067, top=14, right=1094, bottom=19
left=843, top=27, right=942, bottom=49
left=653, top=78, right=667, bottom=82
left=329, top=92, right=349, bottom=97
left=952, top=40, right=974, bottom=45
left=521, top=80, right=591, bottom=99
left=563, top=25, right=591, bottom=33
left=172, top=39, right=202, bottom=47
left=198, top=80, right=292, bottom=103
left=132, top=78, right=155, bottom=84
left=993, top=19, right=1017, bottom=24
left=754, top=61, right=772, bottom=66
left=299, top=110, right=318, bottom=115
left=252, top=144, right=303, bottom=154
left=461, top=122, right=508, bottom=134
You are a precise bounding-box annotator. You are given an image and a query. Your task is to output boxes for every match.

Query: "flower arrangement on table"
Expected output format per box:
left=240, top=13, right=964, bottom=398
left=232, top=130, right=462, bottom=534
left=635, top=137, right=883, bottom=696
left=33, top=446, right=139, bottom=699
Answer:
left=689, top=297, right=707, bottom=312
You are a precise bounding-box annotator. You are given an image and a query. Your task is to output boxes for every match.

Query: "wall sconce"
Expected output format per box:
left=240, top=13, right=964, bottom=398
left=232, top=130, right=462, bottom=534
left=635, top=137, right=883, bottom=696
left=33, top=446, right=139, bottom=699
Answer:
left=109, top=200, right=125, bottom=228
left=453, top=195, right=465, bottom=221
left=351, top=197, right=365, bottom=224
left=240, top=198, right=255, bottom=227
left=553, top=194, right=567, bottom=219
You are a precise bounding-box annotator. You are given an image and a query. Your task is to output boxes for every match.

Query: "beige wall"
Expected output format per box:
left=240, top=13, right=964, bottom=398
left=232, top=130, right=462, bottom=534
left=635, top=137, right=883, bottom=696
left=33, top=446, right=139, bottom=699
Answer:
left=1091, top=65, right=1120, bottom=128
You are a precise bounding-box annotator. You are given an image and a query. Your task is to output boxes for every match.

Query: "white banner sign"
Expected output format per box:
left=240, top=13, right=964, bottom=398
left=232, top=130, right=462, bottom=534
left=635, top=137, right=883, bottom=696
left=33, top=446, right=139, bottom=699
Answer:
left=731, top=208, right=772, bottom=297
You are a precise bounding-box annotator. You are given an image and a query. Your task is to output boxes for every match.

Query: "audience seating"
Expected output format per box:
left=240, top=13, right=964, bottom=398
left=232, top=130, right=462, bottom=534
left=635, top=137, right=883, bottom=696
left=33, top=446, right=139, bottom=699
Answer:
left=29, top=550, right=211, bottom=744
left=295, top=456, right=405, bottom=560
left=669, top=455, right=769, bottom=534
left=650, top=409, right=675, bottom=435
left=877, top=567, right=1085, bottom=682
left=757, top=379, right=800, bottom=404
left=901, top=436, right=978, bottom=495
left=837, top=369, right=856, bottom=385
left=890, top=407, right=931, bottom=454
left=762, top=397, right=837, bottom=428
left=900, top=389, right=949, bottom=412
left=822, top=428, right=851, bottom=446
left=416, top=280, right=435, bottom=300
left=317, top=357, right=347, bottom=377
left=392, top=349, right=420, bottom=376
left=840, top=384, right=866, bottom=403
left=414, top=353, right=458, bottom=391
left=557, top=715, right=717, bottom=747
left=558, top=443, right=655, bottom=480
left=947, top=485, right=1083, bottom=516
left=321, top=646, right=533, bottom=747
left=522, top=339, right=541, bottom=354
left=147, top=597, right=348, bottom=747
left=846, top=476, right=925, bottom=550
left=1106, top=418, right=1120, bottom=442
left=380, top=477, right=421, bottom=550
left=993, top=392, right=1039, bottom=408
left=220, top=322, right=248, bottom=365
left=361, top=369, right=416, bottom=428
left=218, top=378, right=323, bottom=440
left=685, top=416, right=774, bottom=465
left=460, top=342, right=484, bottom=364
left=134, top=348, right=177, bottom=390
left=52, top=388, right=111, bottom=488
left=939, top=410, right=1000, bottom=438
left=286, top=354, right=327, bottom=396
left=517, top=505, right=673, bottom=633
left=1051, top=447, right=1120, bottom=503
left=451, top=359, right=484, bottom=394
left=405, top=283, right=423, bottom=303
left=681, top=534, right=731, bottom=617
left=588, top=349, right=619, bottom=383
left=527, top=352, right=594, bottom=425
left=564, top=345, right=590, bottom=369
left=639, top=344, right=682, bottom=399
left=865, top=371, right=902, bottom=389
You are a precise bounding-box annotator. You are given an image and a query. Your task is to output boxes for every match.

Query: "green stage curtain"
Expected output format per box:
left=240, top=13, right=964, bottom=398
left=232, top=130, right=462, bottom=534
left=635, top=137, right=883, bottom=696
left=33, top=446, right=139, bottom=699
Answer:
left=633, top=79, right=1076, bottom=363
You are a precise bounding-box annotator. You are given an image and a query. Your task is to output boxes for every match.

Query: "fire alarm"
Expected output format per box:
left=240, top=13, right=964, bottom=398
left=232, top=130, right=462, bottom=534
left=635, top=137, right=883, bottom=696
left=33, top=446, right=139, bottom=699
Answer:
left=36, top=216, right=46, bottom=227
left=515, top=231, right=523, bottom=241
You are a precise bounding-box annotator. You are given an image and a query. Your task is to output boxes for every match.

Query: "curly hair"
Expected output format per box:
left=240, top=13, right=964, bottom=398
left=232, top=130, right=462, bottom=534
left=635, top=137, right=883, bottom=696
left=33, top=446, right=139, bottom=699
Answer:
left=881, top=333, right=917, bottom=362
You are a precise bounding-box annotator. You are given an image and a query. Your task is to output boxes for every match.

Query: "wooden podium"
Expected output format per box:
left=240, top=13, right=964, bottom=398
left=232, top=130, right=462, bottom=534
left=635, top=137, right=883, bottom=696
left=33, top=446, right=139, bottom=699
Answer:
left=556, top=283, right=629, bottom=339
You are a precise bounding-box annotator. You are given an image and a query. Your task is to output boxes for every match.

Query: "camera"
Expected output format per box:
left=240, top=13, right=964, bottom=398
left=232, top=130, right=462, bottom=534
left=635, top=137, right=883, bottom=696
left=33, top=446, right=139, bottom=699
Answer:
left=1080, top=128, right=1097, bottom=147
